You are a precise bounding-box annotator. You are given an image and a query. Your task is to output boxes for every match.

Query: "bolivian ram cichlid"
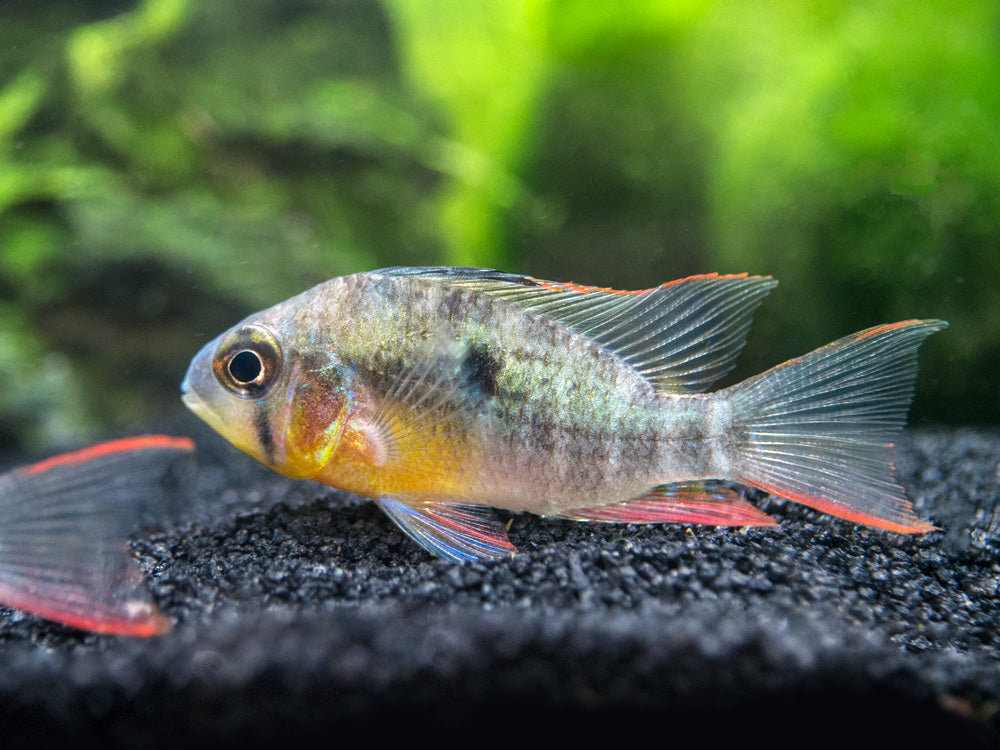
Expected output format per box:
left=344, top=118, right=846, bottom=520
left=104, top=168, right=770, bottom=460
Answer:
left=181, top=267, right=945, bottom=562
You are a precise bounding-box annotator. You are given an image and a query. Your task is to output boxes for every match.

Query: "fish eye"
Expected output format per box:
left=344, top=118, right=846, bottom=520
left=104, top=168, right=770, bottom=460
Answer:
left=228, top=350, right=264, bottom=384
left=212, top=325, right=283, bottom=399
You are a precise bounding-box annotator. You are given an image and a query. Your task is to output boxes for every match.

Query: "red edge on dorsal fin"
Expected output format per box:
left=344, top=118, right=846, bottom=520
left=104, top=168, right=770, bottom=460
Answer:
left=526, top=272, right=769, bottom=297
left=529, top=278, right=653, bottom=296
left=853, top=320, right=924, bottom=340
left=21, top=435, right=195, bottom=476
left=662, top=272, right=753, bottom=285
left=747, top=480, right=938, bottom=534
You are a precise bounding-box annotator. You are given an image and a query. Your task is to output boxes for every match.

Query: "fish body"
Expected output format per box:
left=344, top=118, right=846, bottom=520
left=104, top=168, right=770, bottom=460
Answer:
left=182, top=267, right=945, bottom=561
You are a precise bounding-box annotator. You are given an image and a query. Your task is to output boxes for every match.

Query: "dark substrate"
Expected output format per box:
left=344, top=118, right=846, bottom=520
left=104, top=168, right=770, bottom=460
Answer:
left=0, top=422, right=998, bottom=748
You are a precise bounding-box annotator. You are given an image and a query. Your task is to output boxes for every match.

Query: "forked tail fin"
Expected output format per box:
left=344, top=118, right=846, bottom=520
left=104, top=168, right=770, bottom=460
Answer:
left=722, top=320, right=947, bottom=533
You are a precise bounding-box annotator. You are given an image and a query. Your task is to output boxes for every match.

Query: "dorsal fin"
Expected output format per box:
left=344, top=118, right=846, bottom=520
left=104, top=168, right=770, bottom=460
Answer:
left=381, top=267, right=777, bottom=393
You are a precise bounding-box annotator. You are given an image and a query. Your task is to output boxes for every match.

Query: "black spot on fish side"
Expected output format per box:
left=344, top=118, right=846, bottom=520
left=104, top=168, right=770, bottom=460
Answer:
left=463, top=344, right=500, bottom=398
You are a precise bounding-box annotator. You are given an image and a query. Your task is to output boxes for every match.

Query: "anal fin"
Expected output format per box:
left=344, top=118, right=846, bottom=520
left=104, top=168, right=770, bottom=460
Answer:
left=375, top=497, right=517, bottom=562
left=560, top=481, right=776, bottom=527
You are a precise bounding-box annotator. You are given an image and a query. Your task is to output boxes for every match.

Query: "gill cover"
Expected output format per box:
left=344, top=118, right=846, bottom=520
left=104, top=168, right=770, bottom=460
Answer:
left=277, top=351, right=356, bottom=479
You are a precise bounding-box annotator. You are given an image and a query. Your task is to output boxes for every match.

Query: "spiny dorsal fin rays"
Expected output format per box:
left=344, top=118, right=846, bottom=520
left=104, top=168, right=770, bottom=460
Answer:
left=380, top=267, right=778, bottom=393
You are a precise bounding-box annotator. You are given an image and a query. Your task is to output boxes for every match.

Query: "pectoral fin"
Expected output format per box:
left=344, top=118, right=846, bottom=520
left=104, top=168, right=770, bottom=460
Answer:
left=340, top=335, right=488, bottom=495
left=375, top=496, right=516, bottom=562
left=559, top=481, right=776, bottom=526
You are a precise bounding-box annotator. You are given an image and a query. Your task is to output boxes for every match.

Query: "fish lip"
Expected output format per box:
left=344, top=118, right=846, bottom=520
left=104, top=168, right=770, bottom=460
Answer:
left=180, top=363, right=200, bottom=406
left=180, top=366, right=234, bottom=442
left=180, top=339, right=218, bottom=417
left=180, top=381, right=213, bottom=423
left=180, top=383, right=203, bottom=412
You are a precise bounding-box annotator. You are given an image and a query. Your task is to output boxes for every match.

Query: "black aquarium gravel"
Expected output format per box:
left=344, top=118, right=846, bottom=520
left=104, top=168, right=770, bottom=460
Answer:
left=0, top=422, right=998, bottom=748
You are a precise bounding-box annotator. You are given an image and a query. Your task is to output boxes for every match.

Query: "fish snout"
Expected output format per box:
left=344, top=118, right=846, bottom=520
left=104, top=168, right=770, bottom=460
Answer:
left=180, top=338, right=220, bottom=415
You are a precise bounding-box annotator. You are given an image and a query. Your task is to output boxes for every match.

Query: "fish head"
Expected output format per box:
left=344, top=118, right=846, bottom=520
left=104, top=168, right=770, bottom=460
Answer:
left=181, top=309, right=357, bottom=480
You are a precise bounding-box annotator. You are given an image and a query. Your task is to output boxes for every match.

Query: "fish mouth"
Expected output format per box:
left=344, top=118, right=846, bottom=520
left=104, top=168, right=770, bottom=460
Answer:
left=180, top=337, right=221, bottom=418
left=180, top=366, right=201, bottom=409
left=180, top=383, right=204, bottom=414
left=180, top=351, right=269, bottom=464
left=179, top=372, right=233, bottom=442
left=180, top=367, right=221, bottom=425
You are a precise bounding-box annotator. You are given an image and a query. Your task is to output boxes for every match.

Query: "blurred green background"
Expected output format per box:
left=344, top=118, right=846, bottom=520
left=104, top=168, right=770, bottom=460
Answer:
left=0, top=0, right=996, bottom=452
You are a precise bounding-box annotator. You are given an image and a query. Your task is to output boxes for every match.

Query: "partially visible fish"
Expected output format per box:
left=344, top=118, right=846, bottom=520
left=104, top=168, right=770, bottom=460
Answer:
left=0, top=435, right=194, bottom=635
left=181, top=267, right=945, bottom=562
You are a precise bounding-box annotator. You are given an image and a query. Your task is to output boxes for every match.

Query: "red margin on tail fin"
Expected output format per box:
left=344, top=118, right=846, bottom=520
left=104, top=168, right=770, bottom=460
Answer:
left=725, top=319, right=946, bottom=534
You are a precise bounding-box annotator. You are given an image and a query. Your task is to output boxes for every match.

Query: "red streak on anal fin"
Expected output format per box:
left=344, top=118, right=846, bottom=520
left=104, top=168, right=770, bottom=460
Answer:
left=59, top=609, right=173, bottom=638
left=567, top=489, right=777, bottom=527
left=21, top=435, right=195, bottom=476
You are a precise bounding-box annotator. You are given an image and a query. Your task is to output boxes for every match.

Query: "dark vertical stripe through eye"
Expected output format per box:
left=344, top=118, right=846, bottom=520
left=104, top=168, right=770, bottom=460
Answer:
left=254, top=410, right=275, bottom=464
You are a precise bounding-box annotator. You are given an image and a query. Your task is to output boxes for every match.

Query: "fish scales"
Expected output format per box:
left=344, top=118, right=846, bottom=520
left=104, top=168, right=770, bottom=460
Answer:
left=182, top=266, right=944, bottom=561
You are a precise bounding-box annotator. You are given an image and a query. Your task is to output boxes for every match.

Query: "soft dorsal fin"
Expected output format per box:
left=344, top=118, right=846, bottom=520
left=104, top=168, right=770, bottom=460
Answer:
left=381, top=267, right=777, bottom=393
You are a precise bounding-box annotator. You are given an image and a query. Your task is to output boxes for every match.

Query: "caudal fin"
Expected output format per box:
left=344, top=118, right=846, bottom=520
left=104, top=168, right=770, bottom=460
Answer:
left=0, top=435, right=194, bottom=635
left=722, top=320, right=946, bottom=533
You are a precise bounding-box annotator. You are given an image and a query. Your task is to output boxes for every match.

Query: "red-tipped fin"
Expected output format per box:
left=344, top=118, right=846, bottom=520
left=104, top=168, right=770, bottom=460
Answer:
left=559, top=481, right=776, bottom=526
left=724, top=320, right=946, bottom=533
left=0, top=435, right=194, bottom=635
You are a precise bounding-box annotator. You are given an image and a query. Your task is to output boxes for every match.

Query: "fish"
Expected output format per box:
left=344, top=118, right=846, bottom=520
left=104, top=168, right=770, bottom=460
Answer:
left=0, top=435, right=194, bottom=635
left=181, top=267, right=945, bottom=562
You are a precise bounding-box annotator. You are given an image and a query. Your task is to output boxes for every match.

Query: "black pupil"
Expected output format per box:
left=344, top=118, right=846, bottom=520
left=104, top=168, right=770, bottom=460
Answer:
left=229, top=350, right=263, bottom=384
